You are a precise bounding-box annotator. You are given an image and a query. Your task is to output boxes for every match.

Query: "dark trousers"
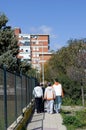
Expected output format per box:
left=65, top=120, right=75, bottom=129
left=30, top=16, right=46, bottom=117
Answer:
left=35, top=97, right=42, bottom=113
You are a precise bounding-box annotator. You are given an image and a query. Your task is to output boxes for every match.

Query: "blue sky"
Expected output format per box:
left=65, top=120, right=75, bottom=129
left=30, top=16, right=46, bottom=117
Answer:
left=0, top=0, right=86, bottom=50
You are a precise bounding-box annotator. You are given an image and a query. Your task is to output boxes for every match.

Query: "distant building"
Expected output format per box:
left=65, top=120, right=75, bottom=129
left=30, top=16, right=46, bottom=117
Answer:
left=14, top=27, right=31, bottom=63
left=14, top=28, right=52, bottom=72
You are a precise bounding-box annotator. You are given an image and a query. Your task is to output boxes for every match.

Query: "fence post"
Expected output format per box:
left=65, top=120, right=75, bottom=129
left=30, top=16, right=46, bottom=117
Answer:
left=14, top=72, right=17, bottom=123
left=20, top=70, right=23, bottom=113
left=26, top=76, right=28, bottom=107
left=3, top=66, right=8, bottom=130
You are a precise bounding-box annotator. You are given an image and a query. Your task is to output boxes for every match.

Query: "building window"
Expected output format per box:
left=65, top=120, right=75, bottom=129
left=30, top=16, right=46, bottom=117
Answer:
left=31, top=35, right=38, bottom=39
left=33, top=54, right=36, bottom=57
left=20, top=49, right=23, bottom=51
left=36, top=47, right=39, bottom=51
left=26, top=50, right=28, bottom=52
left=37, top=54, right=39, bottom=57
left=24, top=41, right=30, bottom=46
left=32, top=42, right=36, bottom=44
left=36, top=41, right=39, bottom=44
left=33, top=47, right=35, bottom=51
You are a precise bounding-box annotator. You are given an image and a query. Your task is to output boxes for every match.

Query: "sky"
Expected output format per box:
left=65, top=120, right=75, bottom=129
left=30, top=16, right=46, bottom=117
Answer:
left=0, top=0, right=86, bottom=50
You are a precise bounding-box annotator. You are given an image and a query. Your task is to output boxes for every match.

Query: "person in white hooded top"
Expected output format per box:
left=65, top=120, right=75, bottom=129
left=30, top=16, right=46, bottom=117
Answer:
left=33, top=82, right=43, bottom=113
left=44, top=82, right=56, bottom=114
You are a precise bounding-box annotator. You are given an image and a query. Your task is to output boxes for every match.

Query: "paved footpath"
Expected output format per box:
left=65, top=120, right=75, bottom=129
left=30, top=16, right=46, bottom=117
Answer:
left=26, top=111, right=67, bottom=130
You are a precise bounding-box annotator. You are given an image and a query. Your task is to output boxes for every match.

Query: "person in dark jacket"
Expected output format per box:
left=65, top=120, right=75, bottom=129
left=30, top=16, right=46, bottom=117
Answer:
left=40, top=83, right=45, bottom=112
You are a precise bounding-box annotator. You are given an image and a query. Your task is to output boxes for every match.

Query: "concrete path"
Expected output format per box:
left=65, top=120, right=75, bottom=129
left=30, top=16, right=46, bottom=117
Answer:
left=26, top=111, right=67, bottom=130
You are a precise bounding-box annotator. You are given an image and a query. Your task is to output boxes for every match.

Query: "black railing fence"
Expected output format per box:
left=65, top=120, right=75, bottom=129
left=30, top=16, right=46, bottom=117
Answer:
left=0, top=67, right=35, bottom=130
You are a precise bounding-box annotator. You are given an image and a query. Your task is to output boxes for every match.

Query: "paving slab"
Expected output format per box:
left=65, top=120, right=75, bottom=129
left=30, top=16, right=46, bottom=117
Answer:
left=26, top=112, right=67, bottom=130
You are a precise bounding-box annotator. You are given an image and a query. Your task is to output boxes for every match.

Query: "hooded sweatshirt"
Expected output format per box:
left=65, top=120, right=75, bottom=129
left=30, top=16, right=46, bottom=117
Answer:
left=44, top=86, right=56, bottom=100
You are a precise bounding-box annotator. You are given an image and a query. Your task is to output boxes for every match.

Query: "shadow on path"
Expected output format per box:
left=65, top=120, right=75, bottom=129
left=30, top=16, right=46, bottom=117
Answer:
left=26, top=112, right=45, bottom=130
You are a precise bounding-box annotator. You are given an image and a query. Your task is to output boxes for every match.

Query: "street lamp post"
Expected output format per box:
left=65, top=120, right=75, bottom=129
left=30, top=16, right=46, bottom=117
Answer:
left=42, top=43, right=44, bottom=85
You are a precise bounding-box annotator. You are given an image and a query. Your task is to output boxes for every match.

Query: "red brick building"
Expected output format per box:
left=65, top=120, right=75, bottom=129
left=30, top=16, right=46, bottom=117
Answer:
left=14, top=28, right=52, bottom=72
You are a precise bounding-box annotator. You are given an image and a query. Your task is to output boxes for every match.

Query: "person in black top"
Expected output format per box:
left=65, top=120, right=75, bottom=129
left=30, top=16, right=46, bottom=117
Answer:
left=40, top=83, right=45, bottom=112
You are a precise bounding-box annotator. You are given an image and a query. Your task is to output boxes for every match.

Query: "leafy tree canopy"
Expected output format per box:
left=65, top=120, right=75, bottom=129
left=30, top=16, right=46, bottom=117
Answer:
left=0, top=13, right=37, bottom=76
left=44, top=39, right=86, bottom=102
left=0, top=13, right=19, bottom=71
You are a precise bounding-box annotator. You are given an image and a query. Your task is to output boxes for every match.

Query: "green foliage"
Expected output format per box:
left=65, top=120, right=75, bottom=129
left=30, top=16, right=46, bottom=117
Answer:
left=0, top=119, right=4, bottom=130
left=62, top=109, right=86, bottom=129
left=21, top=126, right=26, bottom=130
left=75, top=110, right=86, bottom=126
left=62, top=97, right=74, bottom=105
left=59, top=74, right=81, bottom=104
left=0, top=13, right=36, bottom=75
left=63, top=115, right=83, bottom=128
left=0, top=13, right=8, bottom=28
left=62, top=97, right=82, bottom=106
left=45, top=39, right=86, bottom=104
left=0, top=13, right=19, bottom=72
left=19, top=61, right=31, bottom=74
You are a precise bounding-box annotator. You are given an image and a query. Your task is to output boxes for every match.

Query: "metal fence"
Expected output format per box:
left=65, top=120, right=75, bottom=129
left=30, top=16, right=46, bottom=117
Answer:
left=0, top=67, right=35, bottom=130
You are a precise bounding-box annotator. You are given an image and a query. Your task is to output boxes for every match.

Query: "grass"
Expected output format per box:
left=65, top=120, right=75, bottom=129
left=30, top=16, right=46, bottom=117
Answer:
left=61, top=107, right=86, bottom=130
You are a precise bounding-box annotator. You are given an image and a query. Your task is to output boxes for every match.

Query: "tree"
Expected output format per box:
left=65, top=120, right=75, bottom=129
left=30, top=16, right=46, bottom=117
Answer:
left=0, top=13, right=19, bottom=71
left=0, top=13, right=37, bottom=76
left=44, top=38, right=86, bottom=104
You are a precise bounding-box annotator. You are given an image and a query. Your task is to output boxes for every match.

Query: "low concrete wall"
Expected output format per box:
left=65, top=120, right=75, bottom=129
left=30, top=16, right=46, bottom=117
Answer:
left=15, top=101, right=35, bottom=130
left=7, top=100, right=35, bottom=130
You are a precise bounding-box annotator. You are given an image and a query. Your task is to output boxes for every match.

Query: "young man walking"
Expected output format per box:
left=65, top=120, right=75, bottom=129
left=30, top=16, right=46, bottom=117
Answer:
left=33, top=83, right=43, bottom=113
left=53, top=78, right=64, bottom=113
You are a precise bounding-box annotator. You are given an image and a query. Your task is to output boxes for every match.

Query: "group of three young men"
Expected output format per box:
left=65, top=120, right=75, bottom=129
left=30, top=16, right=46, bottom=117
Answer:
left=33, top=78, right=64, bottom=114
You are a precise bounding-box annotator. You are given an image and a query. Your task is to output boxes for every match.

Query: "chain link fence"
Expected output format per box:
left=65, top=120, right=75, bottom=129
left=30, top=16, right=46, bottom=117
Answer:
left=0, top=67, right=35, bottom=130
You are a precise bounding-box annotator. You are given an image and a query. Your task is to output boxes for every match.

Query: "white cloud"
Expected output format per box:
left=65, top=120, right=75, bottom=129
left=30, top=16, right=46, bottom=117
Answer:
left=29, top=27, right=37, bottom=33
left=30, top=25, right=52, bottom=34
left=50, top=34, right=57, bottom=39
left=39, top=25, right=52, bottom=34
left=30, top=25, right=59, bottom=50
left=51, top=43, right=62, bottom=50
left=30, top=25, right=58, bottom=39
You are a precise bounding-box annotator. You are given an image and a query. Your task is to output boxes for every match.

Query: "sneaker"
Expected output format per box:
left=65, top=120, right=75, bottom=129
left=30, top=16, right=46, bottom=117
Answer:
left=58, top=109, right=61, bottom=113
left=50, top=112, right=53, bottom=114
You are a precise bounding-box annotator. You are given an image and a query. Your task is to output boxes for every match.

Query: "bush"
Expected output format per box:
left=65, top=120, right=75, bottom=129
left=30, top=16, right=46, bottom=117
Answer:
left=62, top=97, right=82, bottom=106
left=75, top=110, right=86, bottom=126
left=62, top=97, right=74, bottom=105
left=63, top=115, right=83, bottom=128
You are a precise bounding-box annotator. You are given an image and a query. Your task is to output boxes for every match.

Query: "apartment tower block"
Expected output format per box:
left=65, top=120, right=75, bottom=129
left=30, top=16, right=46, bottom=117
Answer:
left=14, top=28, right=52, bottom=72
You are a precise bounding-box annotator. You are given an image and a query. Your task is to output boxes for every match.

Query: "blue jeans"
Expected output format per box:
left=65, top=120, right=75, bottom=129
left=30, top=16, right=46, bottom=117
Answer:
left=54, top=96, right=62, bottom=113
